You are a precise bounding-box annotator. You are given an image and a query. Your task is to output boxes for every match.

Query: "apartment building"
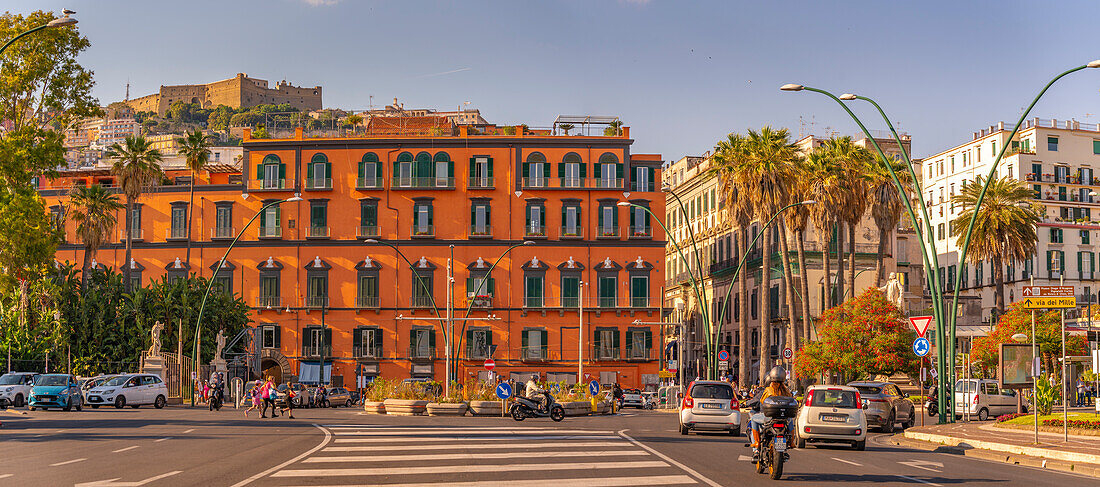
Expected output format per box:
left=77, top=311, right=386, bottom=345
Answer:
left=923, top=117, right=1100, bottom=321
left=39, top=121, right=665, bottom=389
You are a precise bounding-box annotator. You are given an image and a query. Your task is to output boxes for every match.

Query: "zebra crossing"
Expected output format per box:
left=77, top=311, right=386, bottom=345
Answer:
left=255, top=424, right=704, bottom=486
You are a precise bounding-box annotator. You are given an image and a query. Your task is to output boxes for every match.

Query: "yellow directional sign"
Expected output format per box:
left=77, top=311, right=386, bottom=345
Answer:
left=1020, top=297, right=1076, bottom=309
left=658, top=370, right=676, bottom=378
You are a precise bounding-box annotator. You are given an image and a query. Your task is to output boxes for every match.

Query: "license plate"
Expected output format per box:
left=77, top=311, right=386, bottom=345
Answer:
left=775, top=437, right=787, bottom=452
left=821, top=414, right=847, bottom=422
left=701, top=403, right=722, bottom=409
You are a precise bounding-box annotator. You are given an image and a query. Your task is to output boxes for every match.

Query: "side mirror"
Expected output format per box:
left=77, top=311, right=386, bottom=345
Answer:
left=903, top=392, right=909, bottom=398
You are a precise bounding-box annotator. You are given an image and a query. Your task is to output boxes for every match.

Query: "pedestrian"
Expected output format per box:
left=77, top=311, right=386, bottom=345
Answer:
left=202, top=380, right=210, bottom=403
left=1078, top=379, right=1087, bottom=407
left=244, top=381, right=262, bottom=418
left=261, top=377, right=277, bottom=418
left=280, top=384, right=296, bottom=419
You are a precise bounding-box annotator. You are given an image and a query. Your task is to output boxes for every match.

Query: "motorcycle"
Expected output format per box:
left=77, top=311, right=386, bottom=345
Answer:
left=509, top=392, right=566, bottom=422
left=750, top=396, right=799, bottom=480
left=925, top=397, right=937, bottom=417
left=208, top=385, right=224, bottom=411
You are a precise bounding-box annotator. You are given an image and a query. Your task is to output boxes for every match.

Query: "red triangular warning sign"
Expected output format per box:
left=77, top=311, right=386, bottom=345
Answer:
left=909, top=316, right=933, bottom=338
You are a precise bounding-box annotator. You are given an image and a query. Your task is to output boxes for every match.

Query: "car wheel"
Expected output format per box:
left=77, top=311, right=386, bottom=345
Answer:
left=977, top=408, right=989, bottom=421
left=29, top=406, right=36, bottom=411
left=91, top=405, right=99, bottom=409
left=13, top=394, right=23, bottom=408
left=345, top=399, right=352, bottom=408
left=854, top=440, right=866, bottom=451
left=679, top=423, right=689, bottom=435
left=730, top=425, right=740, bottom=437
left=903, top=413, right=914, bottom=430
left=796, top=432, right=806, bottom=449
left=114, top=396, right=126, bottom=409
left=882, top=411, right=895, bottom=433
left=154, top=395, right=166, bottom=409
left=75, top=398, right=82, bottom=412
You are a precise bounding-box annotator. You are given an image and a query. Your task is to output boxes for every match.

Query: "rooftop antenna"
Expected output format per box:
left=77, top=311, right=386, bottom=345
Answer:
left=125, top=79, right=130, bottom=101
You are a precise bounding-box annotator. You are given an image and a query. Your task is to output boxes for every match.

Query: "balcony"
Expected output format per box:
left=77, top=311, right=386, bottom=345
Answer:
left=524, top=224, right=547, bottom=238
left=624, top=347, right=655, bottom=362
left=559, top=177, right=585, bottom=188
left=597, top=296, right=618, bottom=308
left=523, top=296, right=546, bottom=308
left=120, top=229, right=143, bottom=242
left=466, top=293, right=493, bottom=308
left=465, top=347, right=490, bottom=361
left=210, top=227, right=235, bottom=240
left=594, top=178, right=623, bottom=189
left=593, top=347, right=620, bottom=361
left=629, top=225, right=652, bottom=239
left=521, top=347, right=549, bottom=362
left=307, top=226, right=330, bottom=239
left=356, top=296, right=380, bottom=309
left=304, top=177, right=332, bottom=190
left=259, top=226, right=282, bottom=238
left=469, top=224, right=493, bottom=238
left=411, top=295, right=436, bottom=308
left=560, top=226, right=584, bottom=239
left=304, top=296, right=329, bottom=309
left=631, top=181, right=654, bottom=192
left=411, top=224, right=435, bottom=238
left=356, top=176, right=382, bottom=189
left=391, top=176, right=455, bottom=189
left=596, top=226, right=620, bottom=239
left=247, top=179, right=287, bottom=192
left=353, top=346, right=383, bottom=359
left=302, top=345, right=329, bottom=359
left=408, top=346, right=436, bottom=360
left=522, top=177, right=550, bottom=189
left=165, top=227, right=188, bottom=241
left=357, top=225, right=380, bottom=238
left=468, top=177, right=494, bottom=189
left=256, top=296, right=282, bottom=308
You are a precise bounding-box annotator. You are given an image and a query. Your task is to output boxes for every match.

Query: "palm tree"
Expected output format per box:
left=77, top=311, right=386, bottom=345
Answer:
left=69, top=184, right=123, bottom=290
left=802, top=147, right=843, bottom=308
left=783, top=166, right=813, bottom=352
left=950, top=176, right=1040, bottom=312
left=176, top=129, right=214, bottom=267
left=559, top=123, right=574, bottom=135
left=825, top=137, right=873, bottom=301
left=867, top=154, right=914, bottom=286
left=108, top=135, right=165, bottom=291
left=604, top=120, right=623, bottom=136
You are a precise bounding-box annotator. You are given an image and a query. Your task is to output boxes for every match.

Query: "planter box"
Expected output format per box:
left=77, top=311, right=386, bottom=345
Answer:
left=595, top=401, right=611, bottom=415
left=469, top=400, right=504, bottom=416
left=362, top=401, right=386, bottom=414
left=427, top=402, right=468, bottom=416
left=383, top=399, right=429, bottom=416
left=563, top=401, right=591, bottom=417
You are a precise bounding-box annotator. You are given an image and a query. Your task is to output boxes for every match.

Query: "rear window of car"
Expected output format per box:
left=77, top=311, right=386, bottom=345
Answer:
left=852, top=386, right=881, bottom=395
left=690, top=384, right=733, bottom=399
left=814, top=389, right=858, bottom=408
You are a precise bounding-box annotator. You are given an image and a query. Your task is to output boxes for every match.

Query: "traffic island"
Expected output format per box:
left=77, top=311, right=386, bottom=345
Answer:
left=468, top=401, right=503, bottom=416
left=383, top=399, right=428, bottom=416
left=426, top=402, right=468, bottom=416
left=362, top=401, right=386, bottom=414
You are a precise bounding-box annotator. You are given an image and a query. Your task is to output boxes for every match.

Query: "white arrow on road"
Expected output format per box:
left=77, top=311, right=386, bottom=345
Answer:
left=898, top=460, right=943, bottom=472
left=74, top=470, right=181, bottom=487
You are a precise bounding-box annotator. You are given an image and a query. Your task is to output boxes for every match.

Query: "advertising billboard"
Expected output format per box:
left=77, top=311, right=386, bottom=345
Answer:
left=999, top=343, right=1035, bottom=389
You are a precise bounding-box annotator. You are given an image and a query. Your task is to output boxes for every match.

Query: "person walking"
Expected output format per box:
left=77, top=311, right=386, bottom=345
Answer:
left=280, top=382, right=296, bottom=419
left=260, top=377, right=278, bottom=418
left=244, top=381, right=262, bottom=418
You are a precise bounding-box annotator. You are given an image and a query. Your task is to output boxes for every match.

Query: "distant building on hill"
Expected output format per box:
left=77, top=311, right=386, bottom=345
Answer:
left=126, top=73, right=322, bottom=115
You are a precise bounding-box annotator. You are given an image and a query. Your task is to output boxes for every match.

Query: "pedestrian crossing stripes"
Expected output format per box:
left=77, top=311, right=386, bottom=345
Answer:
left=251, top=424, right=704, bottom=486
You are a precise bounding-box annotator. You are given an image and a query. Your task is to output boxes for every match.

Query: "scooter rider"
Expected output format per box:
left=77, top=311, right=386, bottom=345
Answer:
left=525, top=374, right=547, bottom=413
left=744, top=366, right=793, bottom=462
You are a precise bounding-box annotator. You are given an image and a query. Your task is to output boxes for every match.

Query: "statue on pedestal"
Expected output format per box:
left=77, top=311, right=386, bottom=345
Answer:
left=148, top=321, right=164, bottom=357
left=878, top=272, right=907, bottom=313
left=214, top=329, right=227, bottom=360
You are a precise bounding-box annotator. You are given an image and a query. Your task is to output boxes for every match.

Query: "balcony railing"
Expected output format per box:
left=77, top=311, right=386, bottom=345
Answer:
left=559, top=177, right=585, bottom=188
left=469, top=224, right=493, bottom=238
left=623, top=347, right=654, bottom=361
left=356, top=296, right=380, bottom=308
left=304, top=178, right=332, bottom=190
left=211, top=227, right=235, bottom=239
left=629, top=225, right=652, bottom=238
left=302, top=345, right=330, bottom=359
left=166, top=228, right=188, bottom=240
left=594, top=178, right=624, bottom=189
left=466, top=347, right=490, bottom=360
left=356, top=176, right=382, bottom=189
left=521, top=347, right=549, bottom=362
left=307, top=226, right=330, bottom=238
left=468, top=176, right=494, bottom=189
left=522, top=177, right=550, bottom=188
left=411, top=224, right=435, bottom=238
left=593, top=347, right=620, bottom=361
left=248, top=179, right=287, bottom=191
left=353, top=346, right=383, bottom=359
left=598, top=296, right=618, bottom=308
left=120, top=229, right=143, bottom=242
left=408, top=346, right=436, bottom=360
left=411, top=295, right=436, bottom=308
left=304, top=296, right=329, bottom=309
left=391, top=176, right=455, bottom=189
left=596, top=226, right=620, bottom=239
left=560, top=226, right=584, bottom=239
left=507, top=296, right=657, bottom=309
left=631, top=181, right=655, bottom=192
left=524, top=224, right=547, bottom=238
left=259, top=226, right=282, bottom=238
left=523, top=296, right=546, bottom=308
left=357, top=225, right=380, bottom=238
left=256, top=296, right=282, bottom=308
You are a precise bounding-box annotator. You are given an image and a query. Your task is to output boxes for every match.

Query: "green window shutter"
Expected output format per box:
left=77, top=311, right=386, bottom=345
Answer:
left=616, top=163, right=623, bottom=180
left=274, top=205, right=281, bottom=225
left=428, top=204, right=434, bottom=226
left=522, top=162, right=529, bottom=179
left=374, top=328, right=383, bottom=352
left=1061, top=251, right=1066, bottom=272
left=376, top=160, right=383, bottom=179
left=324, top=328, right=333, bottom=355
left=644, top=330, right=652, bottom=349
left=540, top=329, right=548, bottom=353
left=644, top=210, right=651, bottom=227
left=448, top=161, right=454, bottom=179
left=409, top=328, right=416, bottom=345
left=429, top=329, right=436, bottom=348
left=487, top=157, right=493, bottom=177
left=326, top=161, right=332, bottom=179
left=466, top=328, right=474, bottom=354
left=558, top=162, right=565, bottom=178
left=1079, top=252, right=1084, bottom=273
left=274, top=325, right=281, bottom=348
left=580, top=163, right=587, bottom=178
left=358, top=161, right=365, bottom=180
left=539, top=206, right=546, bottom=226
left=307, top=161, right=315, bottom=179
left=469, top=157, right=476, bottom=178
left=466, top=277, right=474, bottom=294
left=522, top=330, right=529, bottom=349
left=279, top=163, right=286, bottom=179
left=593, top=329, right=602, bottom=350
left=1092, top=252, right=1097, bottom=273
left=612, top=329, right=620, bottom=350
left=486, top=205, right=491, bottom=224
left=393, top=160, right=399, bottom=177
left=543, top=162, right=550, bottom=179
left=488, top=277, right=495, bottom=294
left=353, top=328, right=363, bottom=350
left=255, top=163, right=262, bottom=180
left=647, top=167, right=655, bottom=190
left=625, top=330, right=633, bottom=354
left=594, top=163, right=602, bottom=179
left=486, top=329, right=493, bottom=349
left=1046, top=251, right=1052, bottom=273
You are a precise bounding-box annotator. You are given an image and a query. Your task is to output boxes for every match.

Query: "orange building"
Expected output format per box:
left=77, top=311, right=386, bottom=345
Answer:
left=39, top=123, right=666, bottom=389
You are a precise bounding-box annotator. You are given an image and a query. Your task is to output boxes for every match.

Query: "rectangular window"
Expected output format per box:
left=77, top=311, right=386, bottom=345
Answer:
left=411, top=328, right=434, bottom=358
left=263, top=164, right=280, bottom=188
left=523, top=328, right=547, bottom=360
left=260, top=203, right=280, bottom=237
left=468, top=328, right=491, bottom=359
left=356, top=327, right=382, bottom=358
left=564, top=162, right=581, bottom=188
left=595, top=328, right=619, bottom=360
left=412, top=272, right=433, bottom=307
left=601, top=163, right=617, bottom=188
left=1083, top=230, right=1091, bottom=245
left=1094, top=140, right=1100, bottom=155
left=599, top=205, right=617, bottom=237
left=630, top=275, right=649, bottom=307
left=213, top=275, right=232, bottom=296
left=562, top=205, right=581, bottom=237
left=527, top=205, right=544, bottom=236
left=471, top=202, right=490, bottom=236
left=261, top=325, right=278, bottom=349
left=310, top=201, right=328, bottom=237
left=170, top=206, right=186, bottom=239
left=435, top=160, right=449, bottom=187
left=260, top=275, right=279, bottom=307
left=215, top=204, right=232, bottom=237
left=414, top=202, right=433, bottom=236
left=598, top=275, right=617, bottom=307
left=398, top=161, right=412, bottom=186
left=1051, top=228, right=1063, bottom=243
left=524, top=275, right=544, bottom=308
left=635, top=166, right=650, bottom=192
left=307, top=275, right=328, bottom=308
left=359, top=200, right=378, bottom=237
left=129, top=205, right=142, bottom=232
left=561, top=276, right=580, bottom=308
left=1048, top=136, right=1059, bottom=152
left=937, top=223, right=944, bottom=240
left=357, top=275, right=378, bottom=307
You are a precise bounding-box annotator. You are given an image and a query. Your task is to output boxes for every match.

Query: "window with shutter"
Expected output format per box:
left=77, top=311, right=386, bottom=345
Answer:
left=396, top=152, right=413, bottom=187
left=525, top=153, right=547, bottom=187
left=414, top=152, right=432, bottom=185
left=433, top=152, right=452, bottom=187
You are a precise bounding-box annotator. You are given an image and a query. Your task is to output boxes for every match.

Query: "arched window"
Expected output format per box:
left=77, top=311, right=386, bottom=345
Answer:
left=257, top=154, right=285, bottom=189
left=414, top=152, right=432, bottom=186
left=597, top=152, right=622, bottom=188
left=358, top=152, right=381, bottom=189
left=433, top=152, right=453, bottom=187
left=559, top=152, right=585, bottom=187
left=394, top=152, right=413, bottom=187
left=306, top=153, right=331, bottom=189
left=524, top=152, right=548, bottom=188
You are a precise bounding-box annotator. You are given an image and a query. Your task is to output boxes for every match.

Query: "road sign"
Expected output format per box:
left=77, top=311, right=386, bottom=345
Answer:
left=909, top=316, right=933, bottom=338
left=718, top=360, right=729, bottom=370
left=588, top=380, right=600, bottom=396
left=658, top=370, right=675, bottom=379
left=1022, top=285, right=1074, bottom=297
left=1020, top=297, right=1076, bottom=309
left=717, top=350, right=729, bottom=361
left=913, top=337, right=931, bottom=357
left=190, top=371, right=197, bottom=380
left=495, top=382, right=512, bottom=399
left=484, top=358, right=495, bottom=371
left=782, top=348, right=793, bottom=360
left=667, top=360, right=678, bottom=371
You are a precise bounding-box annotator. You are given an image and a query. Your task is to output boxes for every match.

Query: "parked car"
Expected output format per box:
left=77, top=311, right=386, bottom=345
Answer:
left=287, top=383, right=313, bottom=408
left=29, top=374, right=83, bottom=411
left=327, top=387, right=353, bottom=407
left=678, top=380, right=741, bottom=436
left=795, top=385, right=868, bottom=450
left=80, top=375, right=117, bottom=407
left=86, top=373, right=168, bottom=409
left=0, top=372, right=39, bottom=408
left=621, top=388, right=645, bottom=408
left=847, top=381, right=915, bottom=432
left=954, top=379, right=1026, bottom=421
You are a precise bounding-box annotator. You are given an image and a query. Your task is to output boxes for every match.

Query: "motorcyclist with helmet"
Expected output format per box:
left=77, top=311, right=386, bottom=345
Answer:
left=524, top=374, right=548, bottom=413
left=744, top=366, right=794, bottom=462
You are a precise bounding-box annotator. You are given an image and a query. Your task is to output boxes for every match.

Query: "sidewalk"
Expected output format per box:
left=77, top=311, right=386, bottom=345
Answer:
left=899, top=420, right=1100, bottom=478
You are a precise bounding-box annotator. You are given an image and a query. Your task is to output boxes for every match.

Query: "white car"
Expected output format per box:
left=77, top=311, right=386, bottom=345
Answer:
left=795, top=385, right=868, bottom=450
left=86, top=373, right=168, bottom=409
left=80, top=375, right=117, bottom=406
left=621, top=388, right=645, bottom=408
left=678, top=380, right=741, bottom=436
left=954, top=379, right=1026, bottom=421
left=0, top=372, right=39, bottom=408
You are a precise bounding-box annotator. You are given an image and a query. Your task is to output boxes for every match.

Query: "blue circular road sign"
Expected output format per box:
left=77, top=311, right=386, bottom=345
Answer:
left=495, top=382, right=513, bottom=399
left=717, top=350, right=729, bottom=361
left=588, top=380, right=600, bottom=396
left=913, top=337, right=931, bottom=357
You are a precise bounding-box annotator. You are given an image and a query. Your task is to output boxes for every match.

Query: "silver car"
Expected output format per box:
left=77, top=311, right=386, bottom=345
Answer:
left=678, top=380, right=741, bottom=436
left=847, top=381, right=915, bottom=432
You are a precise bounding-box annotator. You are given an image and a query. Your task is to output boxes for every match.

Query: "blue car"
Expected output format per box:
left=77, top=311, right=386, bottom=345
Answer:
left=29, top=374, right=83, bottom=411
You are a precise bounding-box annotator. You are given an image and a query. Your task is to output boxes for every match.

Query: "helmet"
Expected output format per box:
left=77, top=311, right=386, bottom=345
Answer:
left=767, top=366, right=787, bottom=383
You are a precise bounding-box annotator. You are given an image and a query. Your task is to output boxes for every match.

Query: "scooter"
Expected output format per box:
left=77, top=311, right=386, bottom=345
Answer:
left=209, top=386, right=224, bottom=411
left=510, top=392, right=566, bottom=422
left=925, top=397, right=937, bottom=417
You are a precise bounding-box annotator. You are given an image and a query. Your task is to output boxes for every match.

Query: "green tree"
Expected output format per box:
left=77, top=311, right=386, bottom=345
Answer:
left=867, top=154, right=913, bottom=285
left=802, top=146, right=844, bottom=307
left=68, top=184, right=123, bottom=290
left=824, top=137, right=872, bottom=302
left=175, top=129, right=214, bottom=266
left=603, top=120, right=623, bottom=136
left=207, top=105, right=236, bottom=133
left=107, top=135, right=164, bottom=291
left=971, top=303, right=1087, bottom=379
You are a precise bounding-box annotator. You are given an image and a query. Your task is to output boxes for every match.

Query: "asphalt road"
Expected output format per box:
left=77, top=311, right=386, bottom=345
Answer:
left=2, top=405, right=1098, bottom=486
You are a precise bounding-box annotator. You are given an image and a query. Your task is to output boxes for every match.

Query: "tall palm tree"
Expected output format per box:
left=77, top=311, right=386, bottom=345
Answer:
left=604, top=120, right=624, bottom=136
left=867, top=154, right=914, bottom=286
left=950, top=176, right=1040, bottom=312
left=802, top=147, right=843, bottom=308
left=783, top=167, right=813, bottom=352
left=108, top=135, right=164, bottom=291
left=176, top=129, right=214, bottom=267
left=69, top=184, right=123, bottom=290
left=825, top=137, right=872, bottom=301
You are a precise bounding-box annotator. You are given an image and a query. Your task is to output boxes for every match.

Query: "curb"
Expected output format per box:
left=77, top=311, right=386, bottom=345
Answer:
left=900, top=430, right=1100, bottom=478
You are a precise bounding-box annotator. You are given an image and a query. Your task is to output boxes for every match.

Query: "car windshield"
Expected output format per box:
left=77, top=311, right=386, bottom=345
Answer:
left=277, top=384, right=288, bottom=392
left=0, top=374, right=26, bottom=385
left=691, top=384, right=733, bottom=399
left=35, top=375, right=69, bottom=386
left=104, top=376, right=130, bottom=386
left=954, top=380, right=978, bottom=393
left=851, top=385, right=882, bottom=396
left=814, top=389, right=858, bottom=408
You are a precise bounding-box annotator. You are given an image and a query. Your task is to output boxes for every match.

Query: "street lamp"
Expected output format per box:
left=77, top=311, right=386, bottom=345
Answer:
left=0, top=11, right=78, bottom=59
left=454, top=240, right=535, bottom=376
left=190, top=193, right=301, bottom=406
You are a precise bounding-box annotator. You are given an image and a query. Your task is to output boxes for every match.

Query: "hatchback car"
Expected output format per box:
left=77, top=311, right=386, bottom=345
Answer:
left=847, top=381, right=915, bottom=432
left=86, top=373, right=168, bottom=409
left=326, top=387, right=354, bottom=407
left=795, top=385, right=868, bottom=450
left=954, top=379, right=1026, bottom=421
left=679, top=380, right=741, bottom=436
left=0, top=372, right=38, bottom=408
left=29, top=374, right=83, bottom=411
left=621, top=388, right=645, bottom=408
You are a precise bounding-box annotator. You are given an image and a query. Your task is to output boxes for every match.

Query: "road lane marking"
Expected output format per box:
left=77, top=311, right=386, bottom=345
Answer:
left=271, top=461, right=670, bottom=477
left=112, top=446, right=139, bottom=453
left=280, top=475, right=699, bottom=487
left=154, top=437, right=172, bottom=442
left=323, top=441, right=632, bottom=452
left=0, top=474, right=12, bottom=479
left=896, top=475, right=943, bottom=486
left=737, top=455, right=752, bottom=461
left=74, top=470, right=182, bottom=487
left=332, top=434, right=620, bottom=443
left=50, top=458, right=86, bottom=467
left=182, top=429, right=195, bottom=434
left=898, top=460, right=943, bottom=472
left=303, top=450, right=650, bottom=463
left=618, top=430, right=723, bottom=487
left=229, top=424, right=330, bottom=487
left=330, top=428, right=614, bottom=435
left=833, top=457, right=862, bottom=466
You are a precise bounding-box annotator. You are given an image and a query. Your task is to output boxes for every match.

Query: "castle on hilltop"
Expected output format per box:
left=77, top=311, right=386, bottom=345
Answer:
left=126, top=73, right=322, bottom=115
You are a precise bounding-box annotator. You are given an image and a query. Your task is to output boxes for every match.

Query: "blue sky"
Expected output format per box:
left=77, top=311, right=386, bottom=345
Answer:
left=7, top=0, right=1100, bottom=160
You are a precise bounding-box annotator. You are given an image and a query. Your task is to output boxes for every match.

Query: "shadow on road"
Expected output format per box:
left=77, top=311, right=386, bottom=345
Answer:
left=782, top=473, right=1005, bottom=484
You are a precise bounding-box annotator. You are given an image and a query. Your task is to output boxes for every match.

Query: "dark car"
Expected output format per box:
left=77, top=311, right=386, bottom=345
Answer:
left=846, top=381, right=915, bottom=432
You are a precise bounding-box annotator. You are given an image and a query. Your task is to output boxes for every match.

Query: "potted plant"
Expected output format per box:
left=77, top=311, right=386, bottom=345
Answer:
left=553, top=381, right=592, bottom=417
left=427, top=382, right=469, bottom=416
left=383, top=381, right=431, bottom=416
left=362, top=379, right=393, bottom=414
left=466, top=380, right=504, bottom=416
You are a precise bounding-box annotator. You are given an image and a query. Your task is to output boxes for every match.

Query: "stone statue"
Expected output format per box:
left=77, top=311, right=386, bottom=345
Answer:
left=879, top=272, right=906, bottom=313
left=214, top=329, right=227, bottom=359
left=148, top=321, right=164, bottom=356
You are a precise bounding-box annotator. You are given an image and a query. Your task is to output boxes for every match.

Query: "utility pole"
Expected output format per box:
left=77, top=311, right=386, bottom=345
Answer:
left=578, top=281, right=585, bottom=384
left=1061, top=263, right=1068, bottom=441
left=446, top=245, right=454, bottom=398
left=1031, top=274, right=1039, bottom=444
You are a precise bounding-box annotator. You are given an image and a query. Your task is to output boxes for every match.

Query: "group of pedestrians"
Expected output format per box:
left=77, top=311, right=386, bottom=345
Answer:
left=1077, top=379, right=1097, bottom=406
left=243, top=376, right=295, bottom=419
